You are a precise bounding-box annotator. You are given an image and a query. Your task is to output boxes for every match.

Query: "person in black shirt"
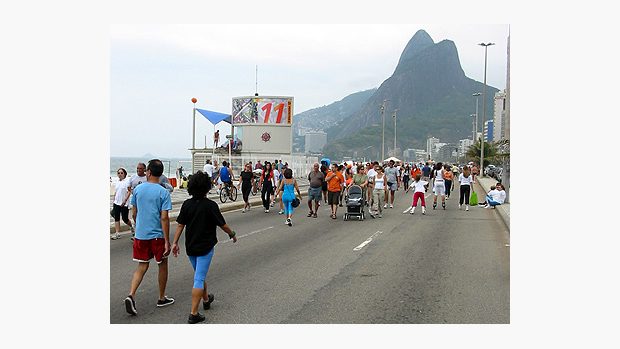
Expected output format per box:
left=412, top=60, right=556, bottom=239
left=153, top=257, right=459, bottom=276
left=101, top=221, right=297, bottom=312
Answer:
left=171, top=171, right=238, bottom=324
left=238, top=163, right=255, bottom=212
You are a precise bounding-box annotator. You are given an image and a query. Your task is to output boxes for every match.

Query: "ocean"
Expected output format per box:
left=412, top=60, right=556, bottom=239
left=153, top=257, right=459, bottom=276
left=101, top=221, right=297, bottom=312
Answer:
left=110, top=156, right=191, bottom=186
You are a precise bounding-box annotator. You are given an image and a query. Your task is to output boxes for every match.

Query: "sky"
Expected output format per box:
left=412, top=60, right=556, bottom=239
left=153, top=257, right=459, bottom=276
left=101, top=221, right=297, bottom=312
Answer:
left=110, top=24, right=509, bottom=158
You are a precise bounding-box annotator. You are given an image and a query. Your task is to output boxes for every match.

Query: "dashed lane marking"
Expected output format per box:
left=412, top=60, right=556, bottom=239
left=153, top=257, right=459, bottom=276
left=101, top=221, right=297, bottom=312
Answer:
left=353, top=231, right=383, bottom=251
left=221, top=226, right=274, bottom=244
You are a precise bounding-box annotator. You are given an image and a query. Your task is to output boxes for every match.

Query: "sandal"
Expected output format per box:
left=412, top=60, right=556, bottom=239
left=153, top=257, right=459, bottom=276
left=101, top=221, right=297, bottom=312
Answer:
left=307, top=211, right=313, bottom=217
left=312, top=213, right=317, bottom=218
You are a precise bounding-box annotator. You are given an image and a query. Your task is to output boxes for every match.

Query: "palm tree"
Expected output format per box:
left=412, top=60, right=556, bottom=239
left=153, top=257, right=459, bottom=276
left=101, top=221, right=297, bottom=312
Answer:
left=466, top=139, right=500, bottom=168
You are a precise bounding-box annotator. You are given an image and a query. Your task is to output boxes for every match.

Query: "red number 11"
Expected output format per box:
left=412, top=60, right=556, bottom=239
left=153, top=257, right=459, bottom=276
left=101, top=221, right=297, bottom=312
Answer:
left=262, top=102, right=285, bottom=123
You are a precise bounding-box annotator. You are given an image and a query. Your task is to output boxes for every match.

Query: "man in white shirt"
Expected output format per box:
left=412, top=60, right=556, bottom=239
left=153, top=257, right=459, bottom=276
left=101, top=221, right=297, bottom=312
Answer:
left=366, top=162, right=378, bottom=207
left=203, top=159, right=215, bottom=178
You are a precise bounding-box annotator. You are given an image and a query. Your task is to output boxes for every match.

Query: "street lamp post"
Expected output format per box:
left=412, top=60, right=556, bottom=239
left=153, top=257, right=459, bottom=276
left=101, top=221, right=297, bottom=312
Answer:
left=393, top=109, right=398, bottom=156
left=380, top=99, right=389, bottom=161
left=472, top=92, right=481, bottom=141
left=478, top=42, right=494, bottom=175
left=470, top=114, right=476, bottom=143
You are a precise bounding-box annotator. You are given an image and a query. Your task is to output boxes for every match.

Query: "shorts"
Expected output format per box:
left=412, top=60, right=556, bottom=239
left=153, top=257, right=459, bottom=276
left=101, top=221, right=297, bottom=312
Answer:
left=433, top=180, right=446, bottom=195
left=327, top=191, right=340, bottom=205
left=387, top=182, right=397, bottom=191
left=132, top=238, right=168, bottom=264
left=111, top=203, right=129, bottom=222
left=308, top=186, right=322, bottom=202
left=321, top=181, right=328, bottom=192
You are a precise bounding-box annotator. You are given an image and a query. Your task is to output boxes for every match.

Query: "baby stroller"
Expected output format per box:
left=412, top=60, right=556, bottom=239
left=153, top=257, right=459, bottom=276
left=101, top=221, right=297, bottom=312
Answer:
left=344, top=185, right=365, bottom=221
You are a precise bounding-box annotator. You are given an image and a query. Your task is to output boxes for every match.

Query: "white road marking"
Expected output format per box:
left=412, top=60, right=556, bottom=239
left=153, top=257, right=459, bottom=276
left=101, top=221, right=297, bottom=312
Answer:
left=353, top=231, right=383, bottom=251
left=221, top=226, right=274, bottom=244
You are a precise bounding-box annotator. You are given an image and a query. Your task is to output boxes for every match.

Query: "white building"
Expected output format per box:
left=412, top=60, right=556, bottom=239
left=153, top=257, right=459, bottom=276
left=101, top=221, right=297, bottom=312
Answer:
left=459, top=138, right=474, bottom=158
left=304, top=131, right=327, bottom=153
left=426, top=137, right=439, bottom=160
left=493, top=90, right=507, bottom=141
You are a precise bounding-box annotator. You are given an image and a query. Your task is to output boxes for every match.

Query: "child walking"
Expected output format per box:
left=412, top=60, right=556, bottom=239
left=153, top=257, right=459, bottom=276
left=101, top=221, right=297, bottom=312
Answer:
left=171, top=171, right=238, bottom=324
left=403, top=174, right=428, bottom=215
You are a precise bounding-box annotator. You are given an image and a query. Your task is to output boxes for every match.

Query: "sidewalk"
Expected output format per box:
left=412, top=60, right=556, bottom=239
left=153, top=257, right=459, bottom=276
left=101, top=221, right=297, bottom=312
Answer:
left=110, top=178, right=310, bottom=233
left=474, top=176, right=510, bottom=232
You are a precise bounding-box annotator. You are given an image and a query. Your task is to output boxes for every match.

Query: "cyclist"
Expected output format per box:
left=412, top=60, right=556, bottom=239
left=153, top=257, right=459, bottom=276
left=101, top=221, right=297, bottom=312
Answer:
left=219, top=161, right=234, bottom=194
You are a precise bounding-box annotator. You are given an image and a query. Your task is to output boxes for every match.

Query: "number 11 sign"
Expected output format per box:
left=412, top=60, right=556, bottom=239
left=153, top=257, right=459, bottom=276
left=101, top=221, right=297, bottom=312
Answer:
left=232, top=96, right=293, bottom=125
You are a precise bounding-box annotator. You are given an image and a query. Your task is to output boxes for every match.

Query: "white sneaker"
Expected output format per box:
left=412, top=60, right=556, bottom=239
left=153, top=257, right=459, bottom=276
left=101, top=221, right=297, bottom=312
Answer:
left=265, top=209, right=269, bottom=213
left=287, top=218, right=292, bottom=226
left=383, top=204, right=388, bottom=209
left=242, top=208, right=246, bottom=213
left=422, top=207, right=426, bottom=215
left=465, top=205, right=469, bottom=211
left=459, top=204, right=462, bottom=210
left=390, top=204, right=394, bottom=208
left=111, top=233, right=120, bottom=240
left=410, top=207, right=415, bottom=215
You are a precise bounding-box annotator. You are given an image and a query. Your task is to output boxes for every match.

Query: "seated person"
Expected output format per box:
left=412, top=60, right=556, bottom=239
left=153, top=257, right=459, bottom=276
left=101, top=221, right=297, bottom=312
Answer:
left=480, top=183, right=506, bottom=208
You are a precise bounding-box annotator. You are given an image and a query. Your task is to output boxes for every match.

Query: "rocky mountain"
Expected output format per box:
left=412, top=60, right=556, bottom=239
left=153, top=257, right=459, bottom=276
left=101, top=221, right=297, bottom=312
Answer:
left=321, top=30, right=500, bottom=159
left=293, top=88, right=376, bottom=133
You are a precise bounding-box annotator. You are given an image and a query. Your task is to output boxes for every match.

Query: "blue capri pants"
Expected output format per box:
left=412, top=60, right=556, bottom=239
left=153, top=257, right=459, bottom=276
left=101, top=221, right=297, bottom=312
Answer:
left=188, top=247, right=215, bottom=289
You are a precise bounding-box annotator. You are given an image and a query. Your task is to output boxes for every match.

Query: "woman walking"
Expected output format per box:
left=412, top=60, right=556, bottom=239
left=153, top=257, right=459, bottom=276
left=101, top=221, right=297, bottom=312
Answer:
left=275, top=168, right=302, bottom=226
left=402, top=163, right=411, bottom=191
left=238, top=163, right=255, bottom=212
left=111, top=168, right=134, bottom=240
left=171, top=171, right=238, bottom=324
left=443, top=164, right=454, bottom=199
left=369, top=165, right=387, bottom=218
left=458, top=165, right=474, bottom=211
left=259, top=161, right=276, bottom=213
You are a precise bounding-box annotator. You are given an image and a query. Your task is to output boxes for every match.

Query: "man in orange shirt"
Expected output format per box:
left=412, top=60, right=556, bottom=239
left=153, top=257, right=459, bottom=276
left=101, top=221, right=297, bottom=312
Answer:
left=325, top=163, right=345, bottom=219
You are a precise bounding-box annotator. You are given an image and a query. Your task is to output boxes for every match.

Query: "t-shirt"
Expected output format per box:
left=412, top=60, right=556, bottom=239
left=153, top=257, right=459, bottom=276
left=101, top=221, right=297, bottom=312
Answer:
left=443, top=171, right=454, bottom=180
left=113, top=178, right=131, bottom=206
left=176, top=197, right=225, bottom=256
left=459, top=173, right=474, bottom=185
left=220, top=166, right=231, bottom=182
left=367, top=168, right=377, bottom=182
left=488, top=189, right=506, bottom=204
left=203, top=163, right=214, bottom=177
left=307, top=170, right=325, bottom=188
left=411, top=168, right=421, bottom=178
left=129, top=174, right=147, bottom=190
left=422, top=166, right=431, bottom=177
left=409, top=180, right=428, bottom=193
left=130, top=182, right=172, bottom=240
left=352, top=174, right=368, bottom=187
left=326, top=170, right=344, bottom=192
left=385, top=167, right=398, bottom=184
left=240, top=171, right=253, bottom=186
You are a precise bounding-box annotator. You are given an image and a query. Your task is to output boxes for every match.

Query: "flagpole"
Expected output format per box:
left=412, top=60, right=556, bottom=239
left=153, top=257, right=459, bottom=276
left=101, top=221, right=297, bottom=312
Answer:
left=191, top=98, right=197, bottom=149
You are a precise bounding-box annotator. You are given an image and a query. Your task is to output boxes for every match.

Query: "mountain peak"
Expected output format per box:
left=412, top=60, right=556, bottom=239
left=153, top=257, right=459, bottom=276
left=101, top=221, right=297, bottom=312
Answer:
left=396, top=29, right=435, bottom=66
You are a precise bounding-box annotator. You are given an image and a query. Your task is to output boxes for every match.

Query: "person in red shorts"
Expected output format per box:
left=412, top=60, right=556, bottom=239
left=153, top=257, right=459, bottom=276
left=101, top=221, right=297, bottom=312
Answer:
left=124, top=159, right=174, bottom=316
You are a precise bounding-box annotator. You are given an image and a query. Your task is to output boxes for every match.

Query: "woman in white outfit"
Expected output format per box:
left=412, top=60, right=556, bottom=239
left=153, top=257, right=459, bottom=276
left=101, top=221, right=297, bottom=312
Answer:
left=370, top=166, right=387, bottom=218
left=458, top=166, right=474, bottom=211
left=432, top=162, right=446, bottom=210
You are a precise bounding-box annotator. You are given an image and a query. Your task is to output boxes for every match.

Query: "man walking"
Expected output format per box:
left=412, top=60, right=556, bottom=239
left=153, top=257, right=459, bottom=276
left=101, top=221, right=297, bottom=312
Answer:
left=325, top=163, right=344, bottom=219
left=306, top=163, right=324, bottom=218
left=124, top=159, right=174, bottom=316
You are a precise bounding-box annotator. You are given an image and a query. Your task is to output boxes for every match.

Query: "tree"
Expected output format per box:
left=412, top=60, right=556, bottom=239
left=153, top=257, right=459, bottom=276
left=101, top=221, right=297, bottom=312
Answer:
left=466, top=139, right=501, bottom=168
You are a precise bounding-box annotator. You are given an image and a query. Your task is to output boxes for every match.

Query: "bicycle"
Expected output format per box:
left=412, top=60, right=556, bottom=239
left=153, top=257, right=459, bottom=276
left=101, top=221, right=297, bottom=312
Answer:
left=220, top=182, right=238, bottom=203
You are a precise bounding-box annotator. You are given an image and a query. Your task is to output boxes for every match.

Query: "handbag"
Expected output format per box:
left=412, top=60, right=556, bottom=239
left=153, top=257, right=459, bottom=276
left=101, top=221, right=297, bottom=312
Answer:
left=469, top=190, right=478, bottom=206
left=292, top=197, right=300, bottom=208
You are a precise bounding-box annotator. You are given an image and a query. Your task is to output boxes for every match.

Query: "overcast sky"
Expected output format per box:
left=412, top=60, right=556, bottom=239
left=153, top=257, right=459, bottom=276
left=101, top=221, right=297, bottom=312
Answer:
left=111, top=24, right=509, bottom=158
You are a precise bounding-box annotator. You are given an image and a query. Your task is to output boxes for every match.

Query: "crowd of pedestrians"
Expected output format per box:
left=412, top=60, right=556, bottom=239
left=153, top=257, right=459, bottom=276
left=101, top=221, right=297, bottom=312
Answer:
left=112, top=157, right=504, bottom=324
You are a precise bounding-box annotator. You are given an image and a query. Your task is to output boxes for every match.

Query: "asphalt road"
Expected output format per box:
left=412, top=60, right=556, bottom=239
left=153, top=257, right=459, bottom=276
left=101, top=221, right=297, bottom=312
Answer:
left=110, top=187, right=509, bottom=324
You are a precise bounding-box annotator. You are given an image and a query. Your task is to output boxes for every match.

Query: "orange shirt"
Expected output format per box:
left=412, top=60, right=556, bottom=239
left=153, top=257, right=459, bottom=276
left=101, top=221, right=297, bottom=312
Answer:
left=326, top=170, right=344, bottom=192
left=411, top=168, right=421, bottom=178
left=443, top=170, right=454, bottom=180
